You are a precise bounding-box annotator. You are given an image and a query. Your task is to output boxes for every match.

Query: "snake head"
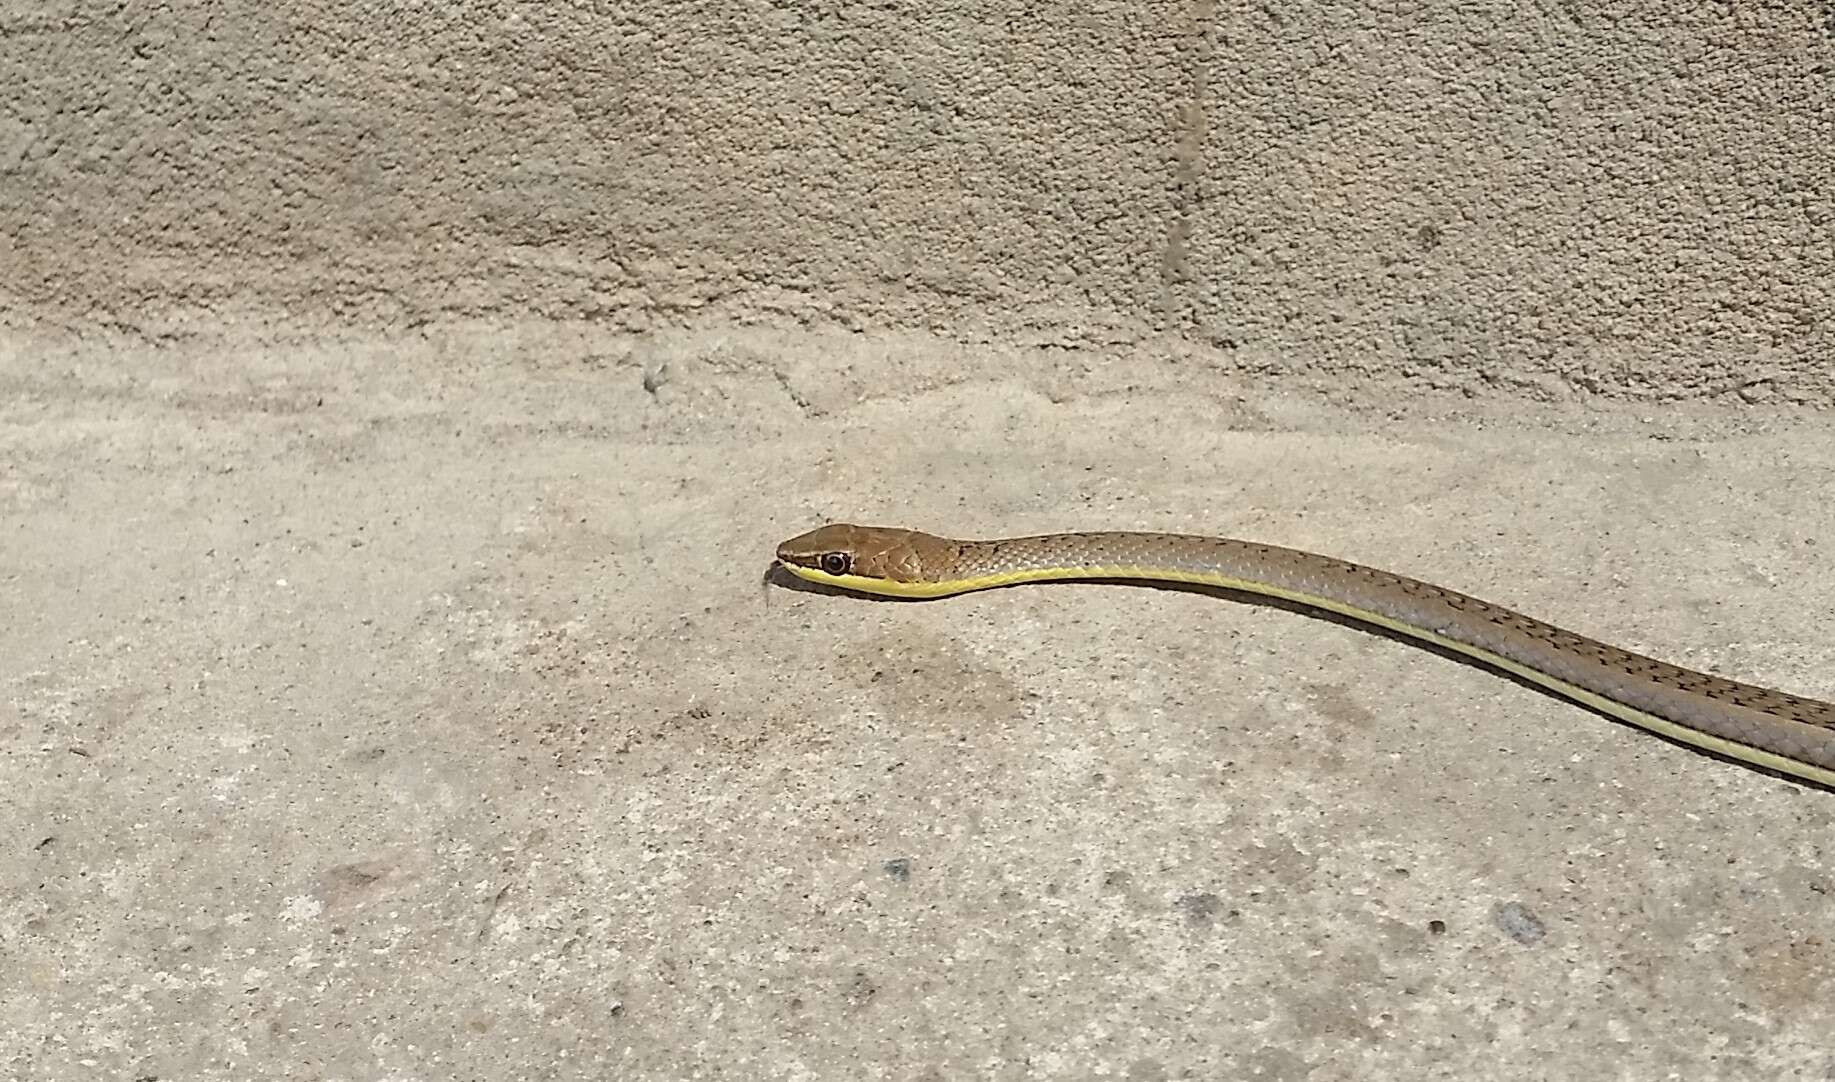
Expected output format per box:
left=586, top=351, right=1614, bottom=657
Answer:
left=774, top=523, right=954, bottom=595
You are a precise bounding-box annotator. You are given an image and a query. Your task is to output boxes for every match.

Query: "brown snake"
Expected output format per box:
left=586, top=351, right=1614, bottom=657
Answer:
left=775, top=523, right=1835, bottom=787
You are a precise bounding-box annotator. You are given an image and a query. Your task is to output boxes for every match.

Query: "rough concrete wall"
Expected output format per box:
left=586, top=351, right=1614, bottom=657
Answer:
left=2, top=2, right=1831, bottom=401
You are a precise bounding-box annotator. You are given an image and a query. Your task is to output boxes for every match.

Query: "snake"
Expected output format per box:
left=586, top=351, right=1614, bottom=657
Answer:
left=774, top=522, right=1835, bottom=788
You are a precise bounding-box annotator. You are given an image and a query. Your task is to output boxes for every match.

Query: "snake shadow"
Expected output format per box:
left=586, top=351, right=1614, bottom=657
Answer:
left=764, top=562, right=1828, bottom=792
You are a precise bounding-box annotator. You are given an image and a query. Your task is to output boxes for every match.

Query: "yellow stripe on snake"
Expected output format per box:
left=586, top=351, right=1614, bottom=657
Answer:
left=775, top=523, right=1835, bottom=788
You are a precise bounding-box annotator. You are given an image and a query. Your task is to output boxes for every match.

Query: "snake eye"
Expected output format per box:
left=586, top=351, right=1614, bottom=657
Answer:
left=820, top=552, right=850, bottom=575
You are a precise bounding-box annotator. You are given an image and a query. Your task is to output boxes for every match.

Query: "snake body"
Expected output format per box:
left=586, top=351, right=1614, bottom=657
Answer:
left=775, top=523, right=1835, bottom=787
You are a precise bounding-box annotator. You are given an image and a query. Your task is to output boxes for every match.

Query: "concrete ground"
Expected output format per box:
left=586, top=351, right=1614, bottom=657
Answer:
left=4, top=320, right=1832, bottom=1079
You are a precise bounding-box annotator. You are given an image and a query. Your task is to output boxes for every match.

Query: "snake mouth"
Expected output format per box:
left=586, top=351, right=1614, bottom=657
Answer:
left=774, top=550, right=824, bottom=574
